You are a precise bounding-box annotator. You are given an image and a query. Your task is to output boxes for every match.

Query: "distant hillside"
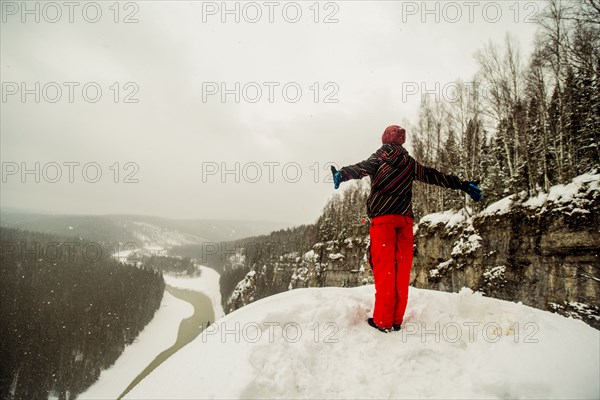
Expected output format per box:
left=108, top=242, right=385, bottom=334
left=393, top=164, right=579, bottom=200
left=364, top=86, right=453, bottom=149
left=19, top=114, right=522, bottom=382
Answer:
left=219, top=180, right=371, bottom=310
left=0, top=211, right=291, bottom=258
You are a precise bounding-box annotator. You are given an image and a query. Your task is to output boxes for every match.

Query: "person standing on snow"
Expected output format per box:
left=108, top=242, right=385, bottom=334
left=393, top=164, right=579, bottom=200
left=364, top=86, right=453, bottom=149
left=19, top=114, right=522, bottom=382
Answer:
left=331, top=125, right=482, bottom=333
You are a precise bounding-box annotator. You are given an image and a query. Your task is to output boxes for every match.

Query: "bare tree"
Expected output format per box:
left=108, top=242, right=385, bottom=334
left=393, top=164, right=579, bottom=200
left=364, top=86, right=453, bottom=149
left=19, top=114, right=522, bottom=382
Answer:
left=525, top=42, right=552, bottom=191
left=476, top=34, right=525, bottom=182
left=567, top=0, right=600, bottom=25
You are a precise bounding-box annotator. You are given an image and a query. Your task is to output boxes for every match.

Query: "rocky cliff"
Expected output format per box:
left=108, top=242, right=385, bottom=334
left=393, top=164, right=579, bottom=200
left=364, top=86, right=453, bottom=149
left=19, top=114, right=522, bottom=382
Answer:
left=413, top=173, right=600, bottom=328
left=226, top=237, right=374, bottom=312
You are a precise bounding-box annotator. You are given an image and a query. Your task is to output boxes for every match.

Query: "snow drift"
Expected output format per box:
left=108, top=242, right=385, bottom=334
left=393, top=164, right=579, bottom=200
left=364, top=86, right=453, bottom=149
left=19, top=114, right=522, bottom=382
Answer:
left=126, top=285, right=599, bottom=399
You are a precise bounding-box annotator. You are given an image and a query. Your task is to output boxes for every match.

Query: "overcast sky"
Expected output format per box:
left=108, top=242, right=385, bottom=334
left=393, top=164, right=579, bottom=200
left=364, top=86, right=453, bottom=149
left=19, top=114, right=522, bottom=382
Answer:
left=1, top=0, right=542, bottom=226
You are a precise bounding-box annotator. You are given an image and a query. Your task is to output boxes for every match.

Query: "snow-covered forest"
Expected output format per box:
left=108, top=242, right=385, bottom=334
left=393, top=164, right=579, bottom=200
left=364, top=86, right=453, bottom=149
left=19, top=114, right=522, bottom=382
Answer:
left=0, top=228, right=165, bottom=399
left=411, top=0, right=600, bottom=219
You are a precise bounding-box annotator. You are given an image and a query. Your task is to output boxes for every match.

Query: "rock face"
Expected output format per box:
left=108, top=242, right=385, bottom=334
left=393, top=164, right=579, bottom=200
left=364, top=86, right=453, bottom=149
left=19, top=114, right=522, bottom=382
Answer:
left=226, top=238, right=374, bottom=313
left=225, top=174, right=599, bottom=329
left=413, top=174, right=600, bottom=329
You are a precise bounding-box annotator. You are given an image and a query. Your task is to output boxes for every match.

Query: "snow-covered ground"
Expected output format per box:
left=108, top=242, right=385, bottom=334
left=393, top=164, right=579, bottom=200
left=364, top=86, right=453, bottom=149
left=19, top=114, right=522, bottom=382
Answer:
left=113, top=248, right=138, bottom=264
left=126, top=285, right=600, bottom=399
left=164, top=265, right=225, bottom=320
left=79, top=292, right=193, bottom=399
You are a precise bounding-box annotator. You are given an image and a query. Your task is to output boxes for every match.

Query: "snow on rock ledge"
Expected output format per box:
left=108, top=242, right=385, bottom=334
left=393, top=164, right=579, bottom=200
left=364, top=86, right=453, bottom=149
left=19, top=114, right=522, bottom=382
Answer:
left=418, top=209, right=468, bottom=233
left=481, top=172, right=599, bottom=217
left=413, top=172, right=600, bottom=329
left=125, top=285, right=599, bottom=399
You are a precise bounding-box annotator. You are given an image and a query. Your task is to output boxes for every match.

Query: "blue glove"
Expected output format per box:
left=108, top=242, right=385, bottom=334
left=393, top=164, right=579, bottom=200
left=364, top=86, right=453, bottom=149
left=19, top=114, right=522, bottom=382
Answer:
left=461, top=180, right=483, bottom=202
left=331, top=166, right=341, bottom=190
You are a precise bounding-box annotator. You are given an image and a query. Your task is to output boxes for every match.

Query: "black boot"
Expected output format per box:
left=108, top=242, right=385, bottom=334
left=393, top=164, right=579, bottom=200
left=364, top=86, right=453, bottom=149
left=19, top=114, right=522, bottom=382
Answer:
left=367, top=318, right=390, bottom=333
left=392, top=324, right=401, bottom=331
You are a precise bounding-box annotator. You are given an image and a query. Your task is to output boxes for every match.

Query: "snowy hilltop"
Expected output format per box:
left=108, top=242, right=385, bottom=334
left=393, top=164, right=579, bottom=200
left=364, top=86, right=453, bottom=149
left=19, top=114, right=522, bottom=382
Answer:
left=126, top=285, right=599, bottom=399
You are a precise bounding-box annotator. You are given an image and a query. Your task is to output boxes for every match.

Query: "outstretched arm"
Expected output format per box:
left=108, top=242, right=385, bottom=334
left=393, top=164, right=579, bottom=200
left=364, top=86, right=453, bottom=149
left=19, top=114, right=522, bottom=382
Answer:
left=331, top=152, right=380, bottom=190
left=414, top=159, right=483, bottom=201
left=413, top=159, right=463, bottom=189
left=338, top=153, right=380, bottom=181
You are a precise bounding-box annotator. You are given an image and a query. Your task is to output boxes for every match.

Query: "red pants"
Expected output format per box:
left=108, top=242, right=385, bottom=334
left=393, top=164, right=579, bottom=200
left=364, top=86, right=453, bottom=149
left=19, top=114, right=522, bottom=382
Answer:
left=369, top=214, right=414, bottom=329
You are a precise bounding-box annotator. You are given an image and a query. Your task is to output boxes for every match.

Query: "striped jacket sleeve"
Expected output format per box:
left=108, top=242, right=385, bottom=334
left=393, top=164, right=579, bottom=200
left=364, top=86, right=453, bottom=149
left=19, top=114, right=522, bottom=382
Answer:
left=413, top=159, right=463, bottom=190
left=339, top=153, right=380, bottom=181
